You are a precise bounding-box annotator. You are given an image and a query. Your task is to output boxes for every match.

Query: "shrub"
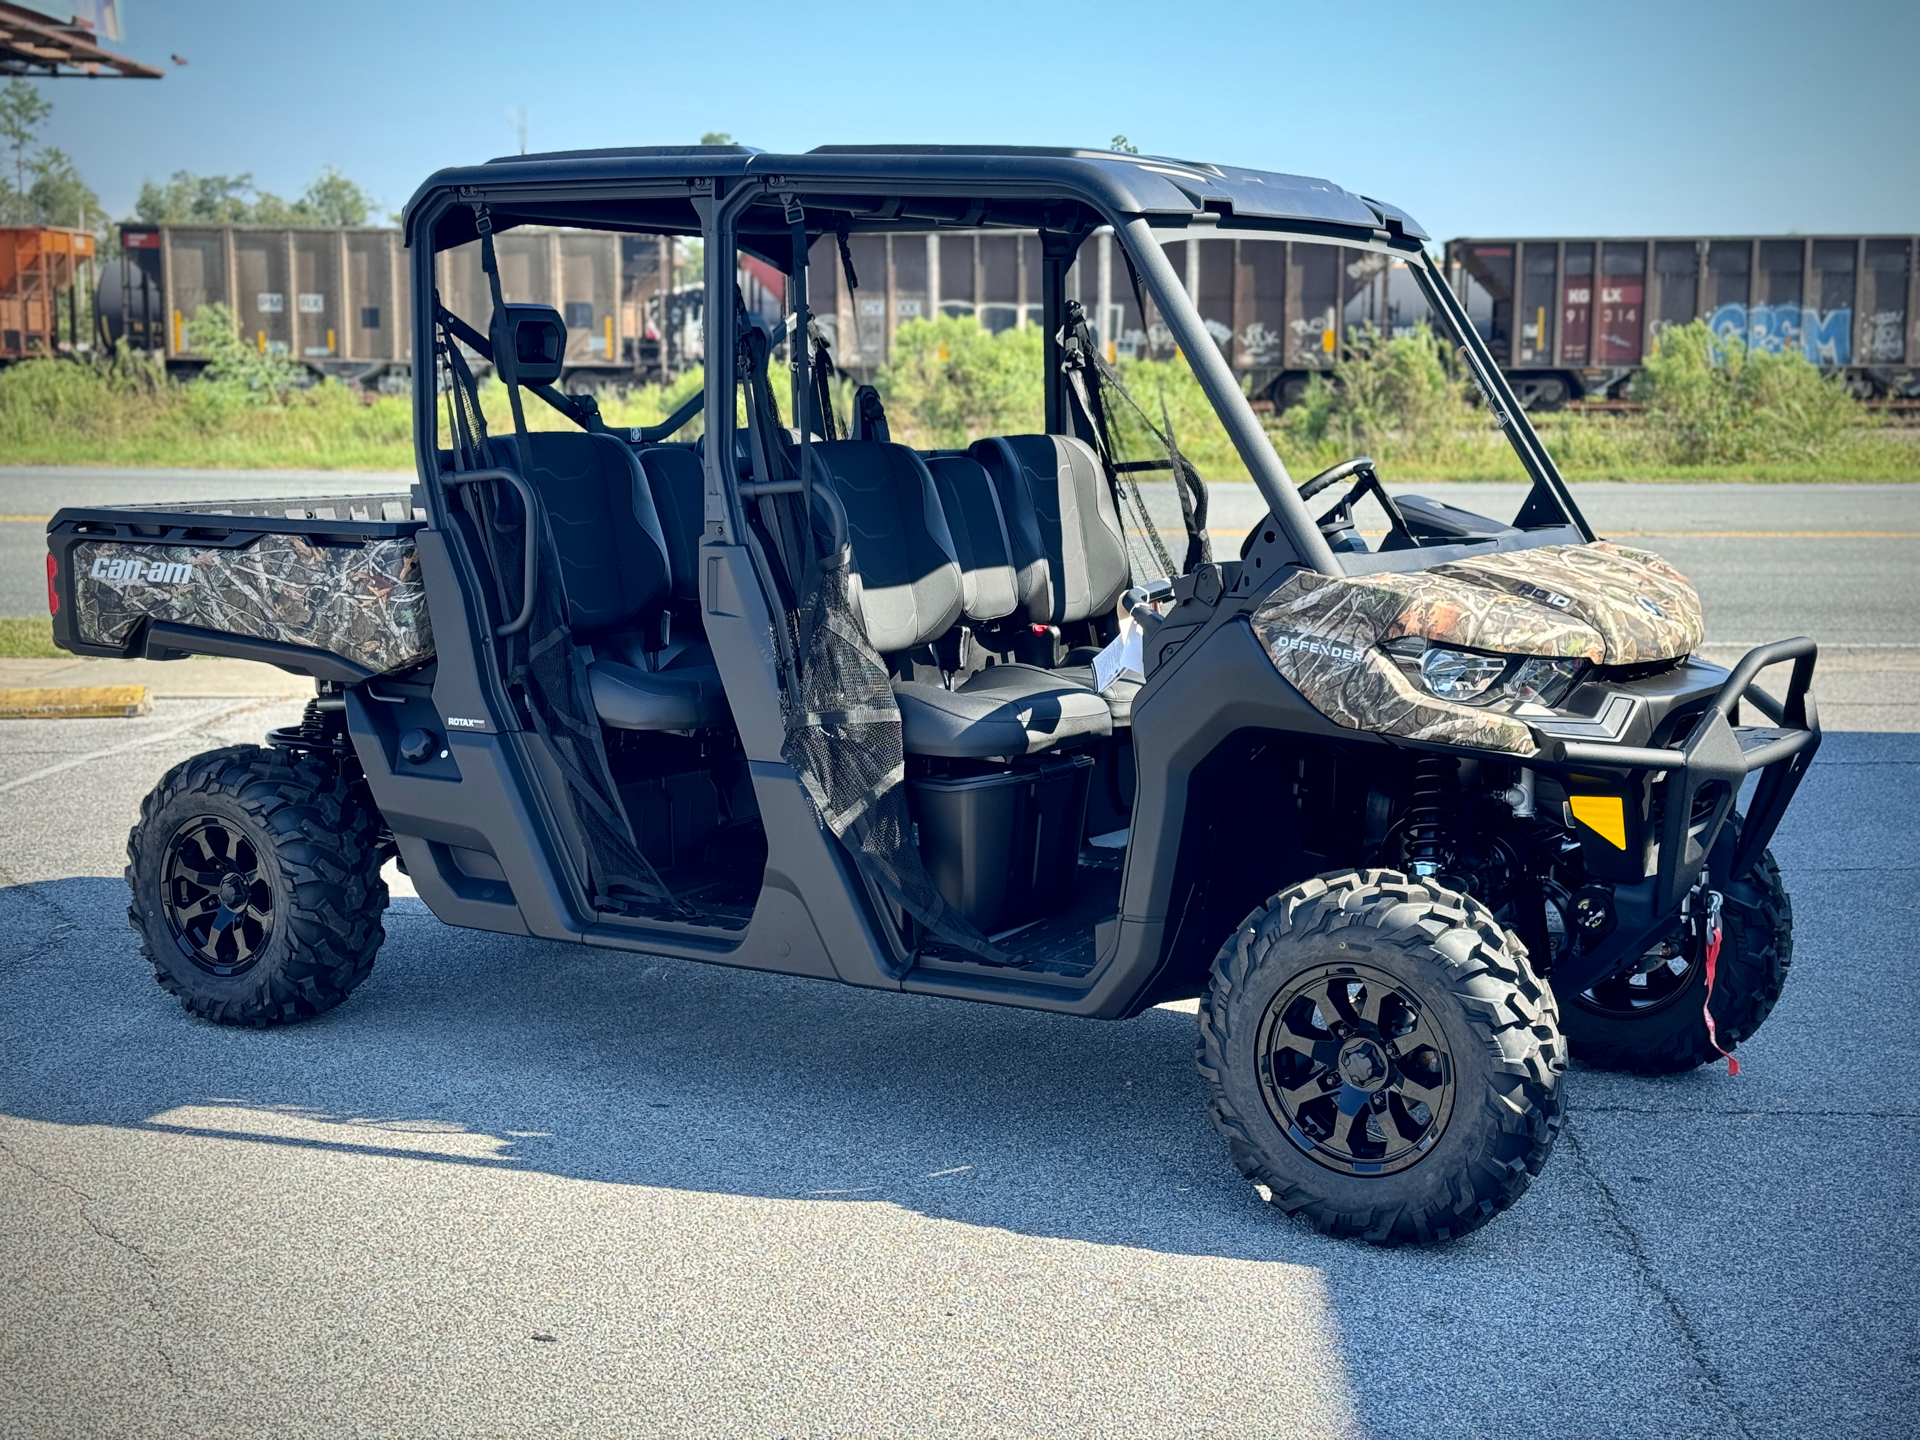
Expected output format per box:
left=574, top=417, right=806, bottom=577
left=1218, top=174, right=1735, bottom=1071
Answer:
left=185, top=302, right=303, bottom=401
left=874, top=316, right=1042, bottom=449
left=1634, top=319, right=1864, bottom=465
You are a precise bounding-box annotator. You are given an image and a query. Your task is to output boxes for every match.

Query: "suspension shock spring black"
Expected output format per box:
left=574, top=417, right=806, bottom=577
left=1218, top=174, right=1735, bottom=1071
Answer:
left=1403, top=756, right=1456, bottom=878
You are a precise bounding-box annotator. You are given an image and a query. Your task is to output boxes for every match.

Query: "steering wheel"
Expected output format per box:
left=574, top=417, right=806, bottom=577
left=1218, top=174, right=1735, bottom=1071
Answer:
left=1297, top=456, right=1418, bottom=553
left=1297, top=456, right=1377, bottom=503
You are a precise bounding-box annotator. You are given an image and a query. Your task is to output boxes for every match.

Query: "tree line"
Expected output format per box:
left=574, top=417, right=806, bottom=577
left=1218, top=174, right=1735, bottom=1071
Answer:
left=0, top=77, right=378, bottom=232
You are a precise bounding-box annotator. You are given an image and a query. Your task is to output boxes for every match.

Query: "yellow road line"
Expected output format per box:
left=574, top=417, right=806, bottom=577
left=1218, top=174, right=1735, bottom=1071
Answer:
left=0, top=515, right=52, bottom=523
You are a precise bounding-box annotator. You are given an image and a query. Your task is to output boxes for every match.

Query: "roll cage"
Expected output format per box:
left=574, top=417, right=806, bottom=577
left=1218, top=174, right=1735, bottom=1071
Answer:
left=403, top=144, right=1594, bottom=583
left=393, top=144, right=1639, bottom=1019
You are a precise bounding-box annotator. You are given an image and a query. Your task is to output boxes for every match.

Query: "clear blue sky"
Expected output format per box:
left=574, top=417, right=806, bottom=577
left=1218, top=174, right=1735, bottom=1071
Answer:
left=31, top=0, right=1920, bottom=241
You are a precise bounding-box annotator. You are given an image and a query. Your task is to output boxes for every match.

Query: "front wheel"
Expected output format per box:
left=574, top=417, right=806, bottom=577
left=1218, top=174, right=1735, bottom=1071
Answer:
left=1197, top=870, right=1564, bottom=1246
left=1562, top=842, right=1792, bottom=1075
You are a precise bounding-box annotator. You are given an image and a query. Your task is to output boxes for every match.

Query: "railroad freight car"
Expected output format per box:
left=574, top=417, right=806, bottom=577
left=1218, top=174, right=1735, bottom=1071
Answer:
left=0, top=226, right=95, bottom=362
left=1448, top=235, right=1920, bottom=404
left=106, top=223, right=414, bottom=380
left=809, top=224, right=1437, bottom=405
left=103, top=222, right=693, bottom=386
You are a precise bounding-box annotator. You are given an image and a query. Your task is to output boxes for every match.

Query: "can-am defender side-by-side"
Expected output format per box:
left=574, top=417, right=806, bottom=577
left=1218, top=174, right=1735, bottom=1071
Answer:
left=47, top=147, right=1818, bottom=1245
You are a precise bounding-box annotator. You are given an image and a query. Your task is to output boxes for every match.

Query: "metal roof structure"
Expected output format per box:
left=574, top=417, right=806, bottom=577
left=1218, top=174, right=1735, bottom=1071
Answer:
left=406, top=144, right=1427, bottom=254
left=0, top=1, right=161, bottom=77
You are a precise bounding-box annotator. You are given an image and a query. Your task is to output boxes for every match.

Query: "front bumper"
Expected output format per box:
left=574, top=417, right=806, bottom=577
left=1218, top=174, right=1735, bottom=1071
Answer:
left=1532, top=638, right=1820, bottom=991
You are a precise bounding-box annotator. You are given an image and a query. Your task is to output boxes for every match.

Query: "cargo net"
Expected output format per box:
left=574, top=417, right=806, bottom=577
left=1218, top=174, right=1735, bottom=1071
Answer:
left=781, top=506, right=1016, bottom=968
left=507, top=525, right=682, bottom=918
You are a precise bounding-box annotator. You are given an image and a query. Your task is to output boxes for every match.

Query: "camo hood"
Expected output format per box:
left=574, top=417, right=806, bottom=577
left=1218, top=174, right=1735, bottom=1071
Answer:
left=1250, top=541, right=1703, bottom=755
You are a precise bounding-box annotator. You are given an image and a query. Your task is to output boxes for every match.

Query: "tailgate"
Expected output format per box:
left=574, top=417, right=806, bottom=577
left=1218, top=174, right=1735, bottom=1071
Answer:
left=46, top=493, right=434, bottom=681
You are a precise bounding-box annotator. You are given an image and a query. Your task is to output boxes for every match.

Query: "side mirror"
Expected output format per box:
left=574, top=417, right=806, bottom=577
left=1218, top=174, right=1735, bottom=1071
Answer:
left=492, top=303, right=566, bottom=386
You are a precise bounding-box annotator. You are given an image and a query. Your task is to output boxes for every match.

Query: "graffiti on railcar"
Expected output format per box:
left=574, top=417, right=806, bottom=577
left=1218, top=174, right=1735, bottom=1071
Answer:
left=1707, top=303, right=1853, bottom=365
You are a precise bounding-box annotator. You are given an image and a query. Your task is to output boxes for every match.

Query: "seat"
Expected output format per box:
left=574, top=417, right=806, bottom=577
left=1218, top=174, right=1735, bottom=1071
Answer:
left=634, top=444, right=721, bottom=669
left=969, top=434, right=1130, bottom=627
left=636, top=446, right=704, bottom=614
left=588, top=653, right=731, bottom=731
left=1052, top=665, right=1142, bottom=723
left=923, top=455, right=1020, bottom=625
left=814, top=440, right=1111, bottom=759
left=967, top=434, right=1139, bottom=723
left=509, top=431, right=729, bottom=731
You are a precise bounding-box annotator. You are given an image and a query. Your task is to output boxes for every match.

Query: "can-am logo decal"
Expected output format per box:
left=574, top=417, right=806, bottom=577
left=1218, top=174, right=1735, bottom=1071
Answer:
left=1515, top=582, right=1572, bottom=609
left=89, top=555, right=194, bottom=584
left=1268, top=632, right=1366, bottom=664
left=1637, top=595, right=1667, bottom=618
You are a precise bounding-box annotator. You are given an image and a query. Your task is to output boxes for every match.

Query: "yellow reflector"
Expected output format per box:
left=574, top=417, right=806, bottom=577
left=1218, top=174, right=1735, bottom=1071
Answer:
left=1569, top=794, right=1628, bottom=848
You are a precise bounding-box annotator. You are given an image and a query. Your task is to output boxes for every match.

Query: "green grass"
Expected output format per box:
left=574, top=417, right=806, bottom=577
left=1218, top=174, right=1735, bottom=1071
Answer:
left=4, top=326, right=1914, bottom=481
left=0, top=616, right=62, bottom=658
left=0, top=356, right=416, bottom=470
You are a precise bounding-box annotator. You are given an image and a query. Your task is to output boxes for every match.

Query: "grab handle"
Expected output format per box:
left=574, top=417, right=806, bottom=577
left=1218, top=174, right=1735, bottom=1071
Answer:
left=442, top=468, right=539, bottom=637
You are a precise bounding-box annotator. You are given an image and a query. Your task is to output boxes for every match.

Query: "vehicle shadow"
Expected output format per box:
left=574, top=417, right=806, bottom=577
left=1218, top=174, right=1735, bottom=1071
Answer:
left=0, top=859, right=1644, bottom=1267
left=0, top=872, right=1320, bottom=1261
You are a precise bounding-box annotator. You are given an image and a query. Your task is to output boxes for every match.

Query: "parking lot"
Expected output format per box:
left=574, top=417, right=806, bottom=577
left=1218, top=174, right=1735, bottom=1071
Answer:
left=2, top=473, right=1917, bottom=1438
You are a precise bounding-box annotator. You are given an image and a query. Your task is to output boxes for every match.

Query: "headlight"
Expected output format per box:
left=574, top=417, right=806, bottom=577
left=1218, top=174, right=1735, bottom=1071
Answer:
left=1507, top=655, right=1585, bottom=708
left=1382, top=639, right=1587, bottom=710
left=1419, top=647, right=1507, bottom=702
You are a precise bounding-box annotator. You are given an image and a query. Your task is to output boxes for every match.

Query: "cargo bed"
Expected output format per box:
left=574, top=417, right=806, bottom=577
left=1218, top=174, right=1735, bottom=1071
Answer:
left=46, top=492, right=433, bottom=682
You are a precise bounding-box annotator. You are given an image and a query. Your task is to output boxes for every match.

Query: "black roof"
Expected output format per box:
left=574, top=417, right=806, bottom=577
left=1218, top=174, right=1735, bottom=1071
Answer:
left=404, top=144, right=1426, bottom=254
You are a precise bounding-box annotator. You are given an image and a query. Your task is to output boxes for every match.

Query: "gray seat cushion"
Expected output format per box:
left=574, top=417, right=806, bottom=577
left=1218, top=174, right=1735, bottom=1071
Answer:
left=894, top=664, right=1111, bottom=758
left=589, top=656, right=730, bottom=731
left=1054, top=663, right=1141, bottom=725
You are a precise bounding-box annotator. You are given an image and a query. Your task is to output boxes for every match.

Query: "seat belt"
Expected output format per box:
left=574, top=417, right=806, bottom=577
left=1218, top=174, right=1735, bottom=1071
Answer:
left=471, top=202, right=678, bottom=913
left=1060, top=300, right=1177, bottom=580
left=1061, top=298, right=1211, bottom=574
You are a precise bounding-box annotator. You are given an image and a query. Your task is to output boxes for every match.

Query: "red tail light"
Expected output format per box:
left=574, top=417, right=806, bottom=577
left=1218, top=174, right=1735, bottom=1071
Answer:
left=46, top=553, right=58, bottom=615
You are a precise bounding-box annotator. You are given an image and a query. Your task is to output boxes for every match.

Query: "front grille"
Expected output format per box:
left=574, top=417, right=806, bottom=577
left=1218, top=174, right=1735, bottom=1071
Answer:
left=1591, top=657, right=1684, bottom=685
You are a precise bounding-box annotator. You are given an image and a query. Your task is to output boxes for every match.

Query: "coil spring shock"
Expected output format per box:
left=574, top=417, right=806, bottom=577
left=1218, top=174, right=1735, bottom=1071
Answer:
left=267, top=685, right=350, bottom=758
left=1403, top=756, right=1455, bottom=879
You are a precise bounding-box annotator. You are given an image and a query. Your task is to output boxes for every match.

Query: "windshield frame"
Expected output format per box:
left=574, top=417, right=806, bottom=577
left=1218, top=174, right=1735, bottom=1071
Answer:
left=1120, top=216, right=1595, bottom=577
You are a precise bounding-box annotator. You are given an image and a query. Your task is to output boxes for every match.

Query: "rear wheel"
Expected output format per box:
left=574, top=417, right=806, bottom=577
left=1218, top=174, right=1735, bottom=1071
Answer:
left=126, top=744, right=387, bottom=1027
left=1198, top=870, right=1563, bottom=1246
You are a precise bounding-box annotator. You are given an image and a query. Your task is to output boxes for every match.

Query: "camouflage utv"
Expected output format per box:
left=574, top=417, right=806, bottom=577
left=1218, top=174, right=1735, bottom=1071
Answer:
left=45, top=146, right=1818, bottom=1245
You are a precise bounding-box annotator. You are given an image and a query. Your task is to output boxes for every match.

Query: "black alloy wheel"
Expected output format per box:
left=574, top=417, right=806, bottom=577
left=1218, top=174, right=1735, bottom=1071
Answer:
left=127, top=744, right=388, bottom=1026
left=163, top=816, right=275, bottom=977
left=1575, top=934, right=1696, bottom=1020
left=1257, top=962, right=1457, bottom=1177
left=1199, top=870, right=1562, bottom=1245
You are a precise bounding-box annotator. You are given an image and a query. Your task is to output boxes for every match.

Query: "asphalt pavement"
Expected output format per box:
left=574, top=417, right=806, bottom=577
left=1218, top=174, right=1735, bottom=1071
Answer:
left=7, top=467, right=1912, bottom=728
left=0, top=700, right=1914, bottom=1438
left=1, top=466, right=1917, bottom=1437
